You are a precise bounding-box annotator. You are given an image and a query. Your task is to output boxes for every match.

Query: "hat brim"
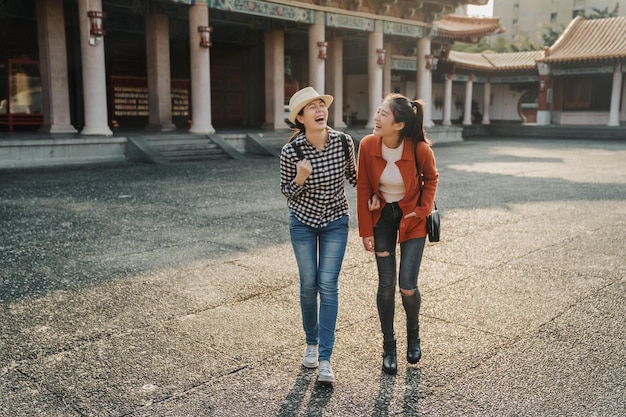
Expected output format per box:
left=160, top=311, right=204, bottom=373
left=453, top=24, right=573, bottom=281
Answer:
left=288, top=95, right=334, bottom=124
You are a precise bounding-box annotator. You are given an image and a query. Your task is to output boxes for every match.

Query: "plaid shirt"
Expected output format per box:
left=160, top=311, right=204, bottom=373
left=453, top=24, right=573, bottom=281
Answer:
left=280, top=129, right=357, bottom=228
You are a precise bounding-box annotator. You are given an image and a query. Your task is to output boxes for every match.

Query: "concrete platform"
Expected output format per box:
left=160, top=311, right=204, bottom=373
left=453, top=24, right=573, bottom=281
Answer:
left=0, top=125, right=465, bottom=170
left=1, top=137, right=625, bottom=416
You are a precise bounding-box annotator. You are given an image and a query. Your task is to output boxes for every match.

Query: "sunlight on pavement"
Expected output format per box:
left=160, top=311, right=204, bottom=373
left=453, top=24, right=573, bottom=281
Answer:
left=449, top=146, right=626, bottom=184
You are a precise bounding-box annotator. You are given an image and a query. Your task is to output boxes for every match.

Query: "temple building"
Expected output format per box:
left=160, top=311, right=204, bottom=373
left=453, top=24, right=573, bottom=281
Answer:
left=438, top=15, right=626, bottom=127
left=0, top=0, right=493, bottom=136
left=0, top=1, right=623, bottom=168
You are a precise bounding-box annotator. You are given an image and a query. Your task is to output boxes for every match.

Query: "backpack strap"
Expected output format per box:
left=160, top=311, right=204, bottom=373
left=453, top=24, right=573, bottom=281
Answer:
left=339, top=133, right=350, bottom=162
left=291, top=133, right=351, bottom=162
left=290, top=142, right=305, bottom=161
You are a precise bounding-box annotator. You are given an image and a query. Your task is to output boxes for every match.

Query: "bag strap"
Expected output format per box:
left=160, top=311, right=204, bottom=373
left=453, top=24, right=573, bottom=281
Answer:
left=413, top=140, right=424, bottom=206
left=413, top=140, right=436, bottom=211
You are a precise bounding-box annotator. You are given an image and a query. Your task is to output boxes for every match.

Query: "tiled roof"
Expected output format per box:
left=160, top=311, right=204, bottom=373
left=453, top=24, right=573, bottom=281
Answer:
left=447, top=51, right=493, bottom=70
left=540, top=16, right=626, bottom=63
left=482, top=50, right=544, bottom=71
left=435, top=14, right=505, bottom=42
left=447, top=50, right=542, bottom=72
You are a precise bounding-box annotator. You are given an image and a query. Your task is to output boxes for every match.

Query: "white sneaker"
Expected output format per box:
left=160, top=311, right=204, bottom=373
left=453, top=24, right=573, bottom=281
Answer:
left=317, top=360, right=335, bottom=384
left=302, top=344, right=318, bottom=368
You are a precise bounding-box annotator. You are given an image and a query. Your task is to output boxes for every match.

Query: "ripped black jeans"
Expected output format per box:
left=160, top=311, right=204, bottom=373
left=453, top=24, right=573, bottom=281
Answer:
left=373, top=202, right=425, bottom=342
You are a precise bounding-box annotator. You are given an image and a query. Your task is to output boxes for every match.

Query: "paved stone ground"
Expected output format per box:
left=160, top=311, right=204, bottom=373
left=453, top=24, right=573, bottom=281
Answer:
left=1, top=138, right=625, bottom=416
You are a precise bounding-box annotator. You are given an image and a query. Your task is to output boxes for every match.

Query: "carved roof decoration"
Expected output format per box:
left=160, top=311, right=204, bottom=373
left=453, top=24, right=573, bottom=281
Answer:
left=266, top=0, right=490, bottom=26
left=434, top=14, right=504, bottom=42
left=540, top=16, right=626, bottom=64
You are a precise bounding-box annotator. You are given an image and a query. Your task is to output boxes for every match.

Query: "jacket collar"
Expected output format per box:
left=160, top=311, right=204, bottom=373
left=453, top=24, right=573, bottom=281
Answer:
left=373, top=136, right=413, bottom=161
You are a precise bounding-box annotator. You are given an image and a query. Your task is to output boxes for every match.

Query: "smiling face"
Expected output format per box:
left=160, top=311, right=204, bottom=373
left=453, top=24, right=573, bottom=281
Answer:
left=372, top=100, right=404, bottom=139
left=296, top=99, right=328, bottom=131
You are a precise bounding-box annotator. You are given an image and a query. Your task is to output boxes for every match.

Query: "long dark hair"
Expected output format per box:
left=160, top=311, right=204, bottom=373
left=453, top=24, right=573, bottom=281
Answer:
left=288, top=117, right=305, bottom=142
left=384, top=94, right=431, bottom=145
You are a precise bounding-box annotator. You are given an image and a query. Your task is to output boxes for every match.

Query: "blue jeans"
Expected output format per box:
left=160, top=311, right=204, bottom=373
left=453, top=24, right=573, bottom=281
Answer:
left=373, top=202, right=425, bottom=342
left=289, top=212, right=349, bottom=362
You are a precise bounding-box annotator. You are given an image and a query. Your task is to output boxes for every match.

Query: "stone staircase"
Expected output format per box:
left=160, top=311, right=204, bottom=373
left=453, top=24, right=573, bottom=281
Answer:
left=127, top=131, right=291, bottom=164
left=245, top=129, right=291, bottom=156
left=142, top=134, right=227, bottom=162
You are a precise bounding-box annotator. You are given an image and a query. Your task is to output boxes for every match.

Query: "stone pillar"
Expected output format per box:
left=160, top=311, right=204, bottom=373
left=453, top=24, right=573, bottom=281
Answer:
left=442, top=74, right=452, bottom=126
left=536, top=74, right=552, bottom=125
left=366, top=21, right=383, bottom=129
left=188, top=4, right=215, bottom=134
left=263, top=29, right=288, bottom=129
left=482, top=79, right=491, bottom=125
left=36, top=0, right=76, bottom=133
left=78, top=0, right=112, bottom=135
left=462, top=76, right=473, bottom=126
left=416, top=37, right=434, bottom=128
left=383, top=41, right=392, bottom=96
left=308, top=12, right=325, bottom=94
left=145, top=13, right=175, bottom=132
left=328, top=36, right=346, bottom=129
left=536, top=62, right=551, bottom=125
left=608, top=63, right=622, bottom=126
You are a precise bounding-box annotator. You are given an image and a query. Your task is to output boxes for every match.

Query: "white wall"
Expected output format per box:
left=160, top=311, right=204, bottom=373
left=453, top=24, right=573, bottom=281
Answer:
left=347, top=75, right=552, bottom=125
left=488, top=84, right=526, bottom=121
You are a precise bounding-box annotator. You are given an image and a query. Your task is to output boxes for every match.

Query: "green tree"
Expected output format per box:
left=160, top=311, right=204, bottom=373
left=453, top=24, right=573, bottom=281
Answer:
left=511, top=35, right=540, bottom=52
left=490, top=36, right=513, bottom=53
left=540, top=24, right=564, bottom=47
left=579, top=2, right=620, bottom=19
left=451, top=36, right=492, bottom=53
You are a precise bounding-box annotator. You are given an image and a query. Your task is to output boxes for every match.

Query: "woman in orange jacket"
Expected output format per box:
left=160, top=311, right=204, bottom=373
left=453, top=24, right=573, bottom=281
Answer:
left=357, top=94, right=438, bottom=375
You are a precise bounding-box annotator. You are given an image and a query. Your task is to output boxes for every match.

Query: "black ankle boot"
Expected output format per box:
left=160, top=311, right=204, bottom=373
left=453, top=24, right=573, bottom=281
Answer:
left=407, top=328, right=421, bottom=364
left=382, top=340, right=397, bottom=375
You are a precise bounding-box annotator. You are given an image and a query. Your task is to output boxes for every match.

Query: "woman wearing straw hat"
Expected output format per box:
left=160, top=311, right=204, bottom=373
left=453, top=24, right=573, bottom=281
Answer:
left=280, top=86, right=362, bottom=384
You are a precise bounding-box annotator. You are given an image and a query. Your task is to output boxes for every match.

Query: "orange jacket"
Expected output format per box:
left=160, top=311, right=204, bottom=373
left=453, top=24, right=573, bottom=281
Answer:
left=357, top=134, right=438, bottom=243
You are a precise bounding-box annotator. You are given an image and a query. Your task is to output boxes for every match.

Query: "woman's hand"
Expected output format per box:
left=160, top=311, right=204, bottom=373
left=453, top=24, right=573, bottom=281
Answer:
left=294, top=159, right=312, bottom=185
left=362, top=236, right=375, bottom=252
left=368, top=193, right=381, bottom=211
left=403, top=211, right=417, bottom=219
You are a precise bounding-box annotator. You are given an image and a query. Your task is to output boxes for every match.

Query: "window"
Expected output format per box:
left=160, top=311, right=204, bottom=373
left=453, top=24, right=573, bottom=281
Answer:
left=563, top=76, right=612, bottom=111
left=513, top=4, right=519, bottom=12
left=550, top=13, right=558, bottom=22
left=512, top=19, right=518, bottom=28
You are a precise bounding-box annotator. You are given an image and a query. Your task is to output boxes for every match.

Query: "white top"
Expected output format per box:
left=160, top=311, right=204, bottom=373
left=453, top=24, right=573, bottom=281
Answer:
left=379, top=141, right=405, bottom=203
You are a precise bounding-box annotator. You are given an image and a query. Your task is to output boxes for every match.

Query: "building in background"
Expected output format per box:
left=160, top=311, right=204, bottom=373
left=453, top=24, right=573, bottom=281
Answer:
left=493, top=0, right=625, bottom=46
left=0, top=1, right=622, bottom=169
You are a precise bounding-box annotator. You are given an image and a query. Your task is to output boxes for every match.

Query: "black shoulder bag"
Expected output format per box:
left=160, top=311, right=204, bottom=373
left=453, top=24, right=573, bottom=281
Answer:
left=414, top=141, right=440, bottom=242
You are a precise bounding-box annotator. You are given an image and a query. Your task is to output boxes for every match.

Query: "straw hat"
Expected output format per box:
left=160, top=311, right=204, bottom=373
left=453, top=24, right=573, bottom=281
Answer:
left=288, top=87, right=333, bottom=124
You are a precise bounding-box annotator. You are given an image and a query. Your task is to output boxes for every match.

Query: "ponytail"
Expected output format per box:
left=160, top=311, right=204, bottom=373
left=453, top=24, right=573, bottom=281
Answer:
left=409, top=100, right=429, bottom=144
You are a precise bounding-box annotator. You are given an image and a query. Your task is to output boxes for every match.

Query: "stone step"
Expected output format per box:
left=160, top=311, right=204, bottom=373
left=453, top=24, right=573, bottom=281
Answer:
left=144, top=135, right=227, bottom=162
